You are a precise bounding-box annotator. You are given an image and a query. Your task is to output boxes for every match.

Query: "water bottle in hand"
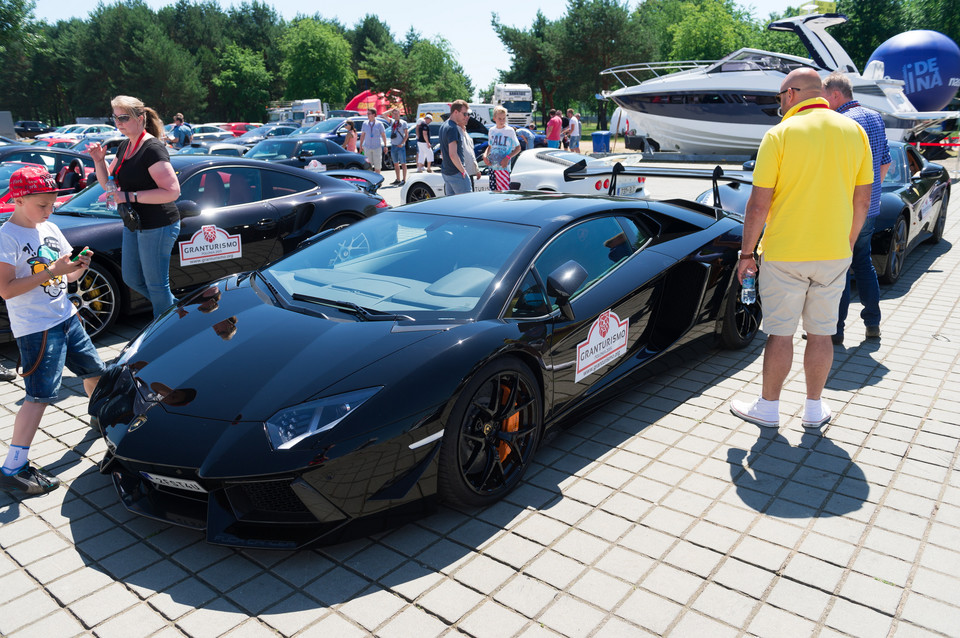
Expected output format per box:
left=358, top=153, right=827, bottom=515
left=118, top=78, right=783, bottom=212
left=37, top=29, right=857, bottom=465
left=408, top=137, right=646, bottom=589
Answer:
left=741, top=267, right=757, bottom=305
left=105, top=175, right=118, bottom=211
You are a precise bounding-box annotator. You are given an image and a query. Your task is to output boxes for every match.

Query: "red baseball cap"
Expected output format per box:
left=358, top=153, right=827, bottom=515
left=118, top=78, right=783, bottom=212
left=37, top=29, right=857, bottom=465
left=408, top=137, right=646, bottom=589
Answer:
left=8, top=165, right=58, bottom=198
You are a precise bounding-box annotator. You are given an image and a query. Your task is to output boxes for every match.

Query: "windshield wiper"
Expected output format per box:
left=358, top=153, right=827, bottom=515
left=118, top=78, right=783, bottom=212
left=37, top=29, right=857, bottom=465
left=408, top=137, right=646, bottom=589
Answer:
left=292, top=293, right=413, bottom=322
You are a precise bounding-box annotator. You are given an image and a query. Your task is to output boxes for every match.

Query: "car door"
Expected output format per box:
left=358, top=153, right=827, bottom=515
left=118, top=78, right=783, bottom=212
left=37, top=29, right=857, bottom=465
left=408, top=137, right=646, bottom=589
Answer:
left=527, top=215, right=672, bottom=417
left=170, top=165, right=281, bottom=290
left=904, top=144, right=939, bottom=236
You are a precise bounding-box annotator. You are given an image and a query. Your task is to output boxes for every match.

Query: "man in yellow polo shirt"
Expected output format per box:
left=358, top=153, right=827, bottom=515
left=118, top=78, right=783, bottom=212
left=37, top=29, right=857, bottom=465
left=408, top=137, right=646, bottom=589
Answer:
left=730, top=68, right=873, bottom=430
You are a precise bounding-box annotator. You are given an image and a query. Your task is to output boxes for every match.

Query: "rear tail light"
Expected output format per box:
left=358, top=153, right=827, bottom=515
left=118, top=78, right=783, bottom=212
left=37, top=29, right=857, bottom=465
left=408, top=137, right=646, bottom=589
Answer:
left=375, top=198, right=389, bottom=208
left=595, top=180, right=602, bottom=190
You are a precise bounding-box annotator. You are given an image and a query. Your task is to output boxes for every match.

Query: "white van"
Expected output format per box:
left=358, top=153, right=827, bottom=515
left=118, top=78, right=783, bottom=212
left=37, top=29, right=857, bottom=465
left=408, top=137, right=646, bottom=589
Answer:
left=415, top=102, right=495, bottom=131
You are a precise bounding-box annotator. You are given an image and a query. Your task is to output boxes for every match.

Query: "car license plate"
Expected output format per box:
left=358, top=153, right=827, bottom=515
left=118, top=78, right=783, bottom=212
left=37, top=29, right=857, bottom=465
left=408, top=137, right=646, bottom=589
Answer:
left=140, top=472, right=207, bottom=493
left=616, top=184, right=637, bottom=196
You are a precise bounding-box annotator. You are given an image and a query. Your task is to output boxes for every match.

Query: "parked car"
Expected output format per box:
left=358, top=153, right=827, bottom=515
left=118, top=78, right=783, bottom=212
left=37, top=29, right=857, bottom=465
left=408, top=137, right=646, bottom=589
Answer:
left=0, top=160, right=92, bottom=213
left=0, top=144, right=95, bottom=177
left=88, top=190, right=760, bottom=548
left=401, top=148, right=649, bottom=204
left=175, top=141, right=249, bottom=157
left=190, top=124, right=236, bottom=142
left=220, top=123, right=262, bottom=137
left=14, top=121, right=56, bottom=138
left=245, top=136, right=370, bottom=171
left=235, top=125, right=298, bottom=147
left=35, top=124, right=117, bottom=141
left=29, top=137, right=77, bottom=148
left=301, top=116, right=417, bottom=170
left=0, top=155, right=389, bottom=341
left=696, top=141, right=951, bottom=285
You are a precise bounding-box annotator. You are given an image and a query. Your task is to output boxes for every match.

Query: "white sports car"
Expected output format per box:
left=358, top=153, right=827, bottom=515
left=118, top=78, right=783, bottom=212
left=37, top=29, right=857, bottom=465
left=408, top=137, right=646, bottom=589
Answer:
left=400, top=148, right=648, bottom=204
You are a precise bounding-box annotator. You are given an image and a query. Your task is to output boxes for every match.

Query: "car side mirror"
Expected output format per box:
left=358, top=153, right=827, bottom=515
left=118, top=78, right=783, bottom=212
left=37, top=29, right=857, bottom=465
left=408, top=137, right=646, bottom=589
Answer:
left=177, top=200, right=201, bottom=219
left=919, top=165, right=941, bottom=179
left=547, top=260, right=587, bottom=320
left=741, top=160, right=756, bottom=171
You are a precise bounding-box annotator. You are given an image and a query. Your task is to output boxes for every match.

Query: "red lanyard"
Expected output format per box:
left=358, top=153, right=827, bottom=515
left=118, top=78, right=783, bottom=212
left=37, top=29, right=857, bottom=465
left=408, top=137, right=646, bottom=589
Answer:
left=797, top=103, right=829, bottom=113
left=113, top=130, right=146, bottom=187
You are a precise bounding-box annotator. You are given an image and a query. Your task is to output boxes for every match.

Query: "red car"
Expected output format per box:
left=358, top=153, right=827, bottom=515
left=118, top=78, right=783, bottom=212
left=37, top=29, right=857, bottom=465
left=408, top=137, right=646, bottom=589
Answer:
left=0, top=161, right=93, bottom=213
left=220, top=123, right=262, bottom=137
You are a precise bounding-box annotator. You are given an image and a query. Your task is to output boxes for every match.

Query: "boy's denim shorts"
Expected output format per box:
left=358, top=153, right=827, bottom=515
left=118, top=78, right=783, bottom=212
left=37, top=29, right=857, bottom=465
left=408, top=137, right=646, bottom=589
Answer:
left=15, top=314, right=106, bottom=403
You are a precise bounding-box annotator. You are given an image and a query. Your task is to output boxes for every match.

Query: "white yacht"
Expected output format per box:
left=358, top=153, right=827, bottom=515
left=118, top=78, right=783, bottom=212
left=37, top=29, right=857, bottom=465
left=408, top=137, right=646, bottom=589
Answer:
left=602, top=13, right=957, bottom=154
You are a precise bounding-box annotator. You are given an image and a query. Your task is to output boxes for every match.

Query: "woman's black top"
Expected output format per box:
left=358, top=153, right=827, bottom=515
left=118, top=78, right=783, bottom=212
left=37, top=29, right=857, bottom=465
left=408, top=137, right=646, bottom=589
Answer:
left=113, top=136, right=179, bottom=230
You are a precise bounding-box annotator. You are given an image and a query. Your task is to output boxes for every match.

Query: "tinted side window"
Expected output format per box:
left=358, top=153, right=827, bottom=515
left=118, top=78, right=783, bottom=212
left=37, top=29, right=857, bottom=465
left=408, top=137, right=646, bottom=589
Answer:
left=263, top=170, right=316, bottom=199
left=534, top=217, right=633, bottom=300
left=505, top=270, right=550, bottom=318
left=300, top=142, right=327, bottom=156
left=8, top=151, right=56, bottom=172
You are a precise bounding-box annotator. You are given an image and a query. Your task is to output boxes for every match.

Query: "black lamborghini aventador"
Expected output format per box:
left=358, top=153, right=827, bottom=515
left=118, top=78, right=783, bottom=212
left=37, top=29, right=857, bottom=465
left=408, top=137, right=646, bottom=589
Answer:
left=90, top=190, right=761, bottom=548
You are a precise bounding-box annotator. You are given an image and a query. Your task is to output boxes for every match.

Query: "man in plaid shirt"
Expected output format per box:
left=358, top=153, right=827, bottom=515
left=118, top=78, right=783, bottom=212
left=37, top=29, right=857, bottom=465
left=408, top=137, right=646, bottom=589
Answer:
left=824, top=71, right=891, bottom=345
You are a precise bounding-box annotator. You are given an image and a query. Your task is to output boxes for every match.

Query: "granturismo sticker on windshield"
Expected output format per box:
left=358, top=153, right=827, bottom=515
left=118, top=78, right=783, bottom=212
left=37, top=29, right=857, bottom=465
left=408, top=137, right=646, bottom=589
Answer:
left=179, top=225, right=242, bottom=266
left=576, top=309, right=629, bottom=382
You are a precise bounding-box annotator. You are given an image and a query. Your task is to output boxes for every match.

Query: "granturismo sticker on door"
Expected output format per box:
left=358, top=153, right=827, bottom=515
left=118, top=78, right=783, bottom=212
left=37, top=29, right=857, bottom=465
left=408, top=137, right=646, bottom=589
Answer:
left=576, top=309, right=628, bottom=382
left=179, top=225, right=242, bottom=266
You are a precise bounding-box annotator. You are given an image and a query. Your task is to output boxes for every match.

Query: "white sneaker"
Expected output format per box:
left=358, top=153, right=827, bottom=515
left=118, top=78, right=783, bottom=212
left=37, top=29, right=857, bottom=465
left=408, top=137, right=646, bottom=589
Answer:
left=730, top=398, right=779, bottom=428
left=802, top=401, right=832, bottom=429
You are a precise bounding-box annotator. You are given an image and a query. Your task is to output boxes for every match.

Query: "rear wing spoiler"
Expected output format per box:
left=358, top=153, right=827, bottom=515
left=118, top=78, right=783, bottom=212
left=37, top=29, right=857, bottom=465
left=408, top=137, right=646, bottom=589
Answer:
left=562, top=160, right=754, bottom=205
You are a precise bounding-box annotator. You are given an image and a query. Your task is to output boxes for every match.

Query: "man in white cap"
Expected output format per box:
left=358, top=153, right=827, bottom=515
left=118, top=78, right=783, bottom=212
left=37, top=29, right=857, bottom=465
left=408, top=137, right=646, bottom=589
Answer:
left=416, top=113, right=434, bottom=173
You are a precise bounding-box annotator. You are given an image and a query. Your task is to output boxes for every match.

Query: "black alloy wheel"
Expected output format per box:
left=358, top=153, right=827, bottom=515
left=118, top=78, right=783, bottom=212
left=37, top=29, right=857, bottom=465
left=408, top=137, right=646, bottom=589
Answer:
left=720, top=281, right=762, bottom=349
left=439, top=358, right=542, bottom=507
left=880, top=214, right=908, bottom=284
left=68, top=262, right=120, bottom=339
left=925, top=188, right=948, bottom=244
left=406, top=183, right=435, bottom=203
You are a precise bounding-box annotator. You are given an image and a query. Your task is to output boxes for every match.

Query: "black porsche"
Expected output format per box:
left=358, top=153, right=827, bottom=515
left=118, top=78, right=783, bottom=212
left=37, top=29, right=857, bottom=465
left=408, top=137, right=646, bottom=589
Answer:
left=0, top=155, right=388, bottom=341
left=90, top=191, right=761, bottom=549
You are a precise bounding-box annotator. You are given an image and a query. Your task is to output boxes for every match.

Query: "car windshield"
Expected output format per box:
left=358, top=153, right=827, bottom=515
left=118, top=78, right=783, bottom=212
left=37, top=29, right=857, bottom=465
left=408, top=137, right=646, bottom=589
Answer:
left=54, top=182, right=122, bottom=218
left=262, top=211, right=537, bottom=317
left=237, top=127, right=269, bottom=140
left=176, top=146, right=209, bottom=155
left=307, top=118, right=346, bottom=134
left=247, top=140, right=297, bottom=160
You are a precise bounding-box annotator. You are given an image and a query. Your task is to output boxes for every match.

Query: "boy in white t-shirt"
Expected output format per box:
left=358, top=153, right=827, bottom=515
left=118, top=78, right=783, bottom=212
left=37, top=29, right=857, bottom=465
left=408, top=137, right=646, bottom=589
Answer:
left=0, top=166, right=105, bottom=496
left=482, top=106, right=521, bottom=191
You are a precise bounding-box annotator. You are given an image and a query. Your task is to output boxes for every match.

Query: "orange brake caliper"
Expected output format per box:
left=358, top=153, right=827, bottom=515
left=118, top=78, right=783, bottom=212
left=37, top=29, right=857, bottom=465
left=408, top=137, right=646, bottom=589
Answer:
left=498, top=382, right=519, bottom=463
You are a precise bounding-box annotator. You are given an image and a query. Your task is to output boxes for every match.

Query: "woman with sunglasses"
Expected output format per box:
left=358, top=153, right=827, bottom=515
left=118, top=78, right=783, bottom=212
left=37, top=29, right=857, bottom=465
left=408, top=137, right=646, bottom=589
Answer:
left=88, top=96, right=181, bottom=318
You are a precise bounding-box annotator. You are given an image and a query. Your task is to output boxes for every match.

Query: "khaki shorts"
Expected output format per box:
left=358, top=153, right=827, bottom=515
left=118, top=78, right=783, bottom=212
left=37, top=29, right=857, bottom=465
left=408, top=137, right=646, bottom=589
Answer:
left=363, top=147, right=383, bottom=169
left=759, top=258, right=850, bottom=336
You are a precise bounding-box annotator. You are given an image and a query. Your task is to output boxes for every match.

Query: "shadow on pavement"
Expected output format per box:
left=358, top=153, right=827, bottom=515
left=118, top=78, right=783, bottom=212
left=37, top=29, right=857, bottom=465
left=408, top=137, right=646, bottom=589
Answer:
left=727, top=427, right=867, bottom=517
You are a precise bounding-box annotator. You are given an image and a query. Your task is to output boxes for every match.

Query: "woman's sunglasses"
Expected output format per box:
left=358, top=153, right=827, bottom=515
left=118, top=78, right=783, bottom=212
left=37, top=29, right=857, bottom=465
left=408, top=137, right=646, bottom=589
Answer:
left=112, top=114, right=135, bottom=123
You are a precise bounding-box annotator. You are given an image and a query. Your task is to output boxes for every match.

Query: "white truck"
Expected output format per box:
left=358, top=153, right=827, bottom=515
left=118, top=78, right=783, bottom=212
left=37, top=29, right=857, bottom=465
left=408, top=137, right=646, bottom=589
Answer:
left=266, top=99, right=329, bottom=125
left=492, top=83, right=536, bottom=128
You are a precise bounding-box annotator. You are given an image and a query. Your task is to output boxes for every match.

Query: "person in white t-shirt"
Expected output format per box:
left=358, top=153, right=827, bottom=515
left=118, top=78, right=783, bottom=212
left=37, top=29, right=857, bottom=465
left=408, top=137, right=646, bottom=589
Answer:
left=0, top=166, right=105, bottom=497
left=564, top=109, right=582, bottom=153
left=482, top=106, right=521, bottom=191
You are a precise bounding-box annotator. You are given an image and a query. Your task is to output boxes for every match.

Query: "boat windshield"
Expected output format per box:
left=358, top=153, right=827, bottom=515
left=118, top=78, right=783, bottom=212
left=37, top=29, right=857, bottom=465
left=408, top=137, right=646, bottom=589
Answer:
left=705, top=49, right=815, bottom=75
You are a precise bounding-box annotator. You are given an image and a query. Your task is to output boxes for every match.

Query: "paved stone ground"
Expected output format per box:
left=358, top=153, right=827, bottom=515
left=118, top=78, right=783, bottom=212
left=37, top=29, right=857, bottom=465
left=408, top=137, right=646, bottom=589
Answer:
left=1, top=180, right=958, bottom=637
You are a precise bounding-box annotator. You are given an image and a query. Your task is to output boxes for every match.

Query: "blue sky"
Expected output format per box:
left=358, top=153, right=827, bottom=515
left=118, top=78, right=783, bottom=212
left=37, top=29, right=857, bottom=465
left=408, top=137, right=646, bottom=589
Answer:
left=33, top=0, right=791, bottom=98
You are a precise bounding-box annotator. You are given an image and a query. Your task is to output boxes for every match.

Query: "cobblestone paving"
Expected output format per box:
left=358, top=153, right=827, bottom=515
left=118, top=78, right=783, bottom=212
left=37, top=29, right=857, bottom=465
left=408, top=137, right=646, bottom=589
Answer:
left=1, top=184, right=958, bottom=637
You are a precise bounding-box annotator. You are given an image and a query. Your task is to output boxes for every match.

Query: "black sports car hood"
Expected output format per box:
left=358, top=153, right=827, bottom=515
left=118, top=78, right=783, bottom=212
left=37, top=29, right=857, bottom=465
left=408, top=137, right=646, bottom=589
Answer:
left=116, top=276, right=450, bottom=422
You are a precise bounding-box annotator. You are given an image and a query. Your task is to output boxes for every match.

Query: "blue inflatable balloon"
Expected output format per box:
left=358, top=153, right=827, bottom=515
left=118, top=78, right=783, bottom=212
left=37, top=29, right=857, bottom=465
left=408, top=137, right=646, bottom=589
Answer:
left=867, top=30, right=960, bottom=111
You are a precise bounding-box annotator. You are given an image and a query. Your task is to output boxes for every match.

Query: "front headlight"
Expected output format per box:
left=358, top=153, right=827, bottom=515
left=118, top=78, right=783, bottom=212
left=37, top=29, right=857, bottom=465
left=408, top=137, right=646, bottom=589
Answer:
left=264, top=387, right=382, bottom=450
